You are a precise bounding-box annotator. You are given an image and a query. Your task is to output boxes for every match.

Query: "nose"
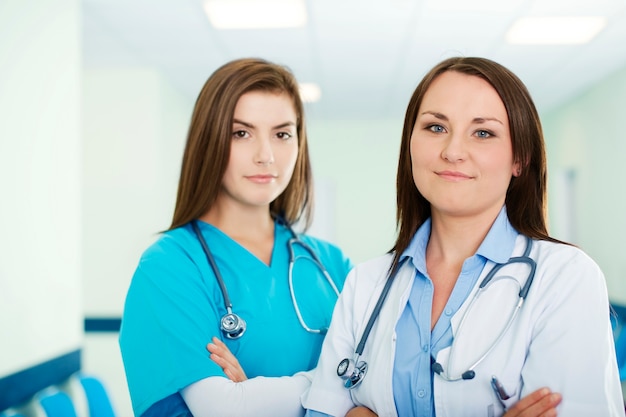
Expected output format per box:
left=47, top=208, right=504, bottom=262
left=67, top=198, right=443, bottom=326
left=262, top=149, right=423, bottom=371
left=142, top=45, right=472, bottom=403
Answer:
left=440, top=133, right=466, bottom=162
left=254, top=136, right=274, bottom=166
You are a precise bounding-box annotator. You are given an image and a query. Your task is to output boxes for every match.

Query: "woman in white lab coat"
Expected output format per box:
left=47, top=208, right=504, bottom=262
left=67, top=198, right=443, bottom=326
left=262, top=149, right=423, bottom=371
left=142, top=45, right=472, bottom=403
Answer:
left=302, top=57, right=625, bottom=417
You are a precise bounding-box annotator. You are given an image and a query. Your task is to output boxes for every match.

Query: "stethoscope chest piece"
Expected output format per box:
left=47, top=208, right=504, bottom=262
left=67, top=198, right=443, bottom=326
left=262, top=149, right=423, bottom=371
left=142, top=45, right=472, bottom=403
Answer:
left=192, top=218, right=337, bottom=339
left=337, top=357, right=368, bottom=389
left=221, top=312, right=246, bottom=339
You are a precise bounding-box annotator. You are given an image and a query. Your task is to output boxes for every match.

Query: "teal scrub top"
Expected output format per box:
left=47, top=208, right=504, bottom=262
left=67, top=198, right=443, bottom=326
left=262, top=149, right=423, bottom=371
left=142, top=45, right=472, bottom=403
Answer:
left=119, top=220, right=352, bottom=416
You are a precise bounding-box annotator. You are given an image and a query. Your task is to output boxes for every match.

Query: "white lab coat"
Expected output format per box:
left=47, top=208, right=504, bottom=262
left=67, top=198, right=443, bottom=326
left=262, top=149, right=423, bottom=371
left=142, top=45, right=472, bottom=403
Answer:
left=302, top=236, right=625, bottom=417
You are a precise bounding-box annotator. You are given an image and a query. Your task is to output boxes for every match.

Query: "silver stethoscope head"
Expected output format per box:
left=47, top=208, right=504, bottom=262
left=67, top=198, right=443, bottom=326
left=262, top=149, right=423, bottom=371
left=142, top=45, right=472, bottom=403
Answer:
left=337, top=356, right=368, bottom=389
left=221, top=308, right=246, bottom=339
left=192, top=221, right=247, bottom=340
left=336, top=259, right=408, bottom=390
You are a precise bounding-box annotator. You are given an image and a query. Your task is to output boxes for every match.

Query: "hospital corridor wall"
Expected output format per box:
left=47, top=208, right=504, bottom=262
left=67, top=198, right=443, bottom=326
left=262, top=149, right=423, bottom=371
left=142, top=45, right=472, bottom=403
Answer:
left=543, top=64, right=626, bottom=306
left=2, top=4, right=626, bottom=415
left=0, top=0, right=83, bottom=413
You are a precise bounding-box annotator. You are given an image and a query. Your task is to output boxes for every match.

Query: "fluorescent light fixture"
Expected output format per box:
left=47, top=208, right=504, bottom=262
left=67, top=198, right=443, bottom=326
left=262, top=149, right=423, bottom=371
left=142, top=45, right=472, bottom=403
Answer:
left=299, top=83, right=321, bottom=103
left=425, top=0, right=523, bottom=12
left=204, top=0, right=307, bottom=29
left=506, top=16, right=607, bottom=44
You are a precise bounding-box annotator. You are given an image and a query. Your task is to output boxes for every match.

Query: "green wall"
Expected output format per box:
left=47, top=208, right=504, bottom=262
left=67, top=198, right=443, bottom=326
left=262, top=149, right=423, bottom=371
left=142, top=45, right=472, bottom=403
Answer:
left=543, top=65, right=626, bottom=304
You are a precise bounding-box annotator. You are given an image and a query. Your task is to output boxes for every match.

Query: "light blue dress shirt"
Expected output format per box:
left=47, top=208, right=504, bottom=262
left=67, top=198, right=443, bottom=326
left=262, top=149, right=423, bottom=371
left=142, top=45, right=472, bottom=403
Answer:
left=306, top=207, right=518, bottom=417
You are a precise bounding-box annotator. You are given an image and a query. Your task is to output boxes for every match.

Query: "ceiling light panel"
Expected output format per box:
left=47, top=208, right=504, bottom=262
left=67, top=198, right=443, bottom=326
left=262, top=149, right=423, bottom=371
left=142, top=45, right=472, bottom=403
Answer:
left=506, top=16, right=607, bottom=44
left=528, top=0, right=624, bottom=14
left=424, top=0, right=524, bottom=12
left=204, top=0, right=307, bottom=29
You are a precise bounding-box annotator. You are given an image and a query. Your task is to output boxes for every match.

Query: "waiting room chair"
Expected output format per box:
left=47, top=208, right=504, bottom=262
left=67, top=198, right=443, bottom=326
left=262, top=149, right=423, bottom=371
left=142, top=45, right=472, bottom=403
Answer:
left=37, top=389, right=78, bottom=417
left=616, top=325, right=626, bottom=381
left=78, top=375, right=116, bottom=417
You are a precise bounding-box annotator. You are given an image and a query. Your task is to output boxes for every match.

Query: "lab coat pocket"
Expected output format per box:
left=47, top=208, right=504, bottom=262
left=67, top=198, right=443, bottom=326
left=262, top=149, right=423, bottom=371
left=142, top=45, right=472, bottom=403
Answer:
left=490, top=376, right=520, bottom=415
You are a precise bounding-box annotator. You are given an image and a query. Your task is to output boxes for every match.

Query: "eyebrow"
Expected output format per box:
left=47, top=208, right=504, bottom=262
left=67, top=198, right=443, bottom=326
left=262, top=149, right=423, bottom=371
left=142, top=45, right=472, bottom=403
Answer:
left=232, top=119, right=297, bottom=129
left=420, top=111, right=504, bottom=125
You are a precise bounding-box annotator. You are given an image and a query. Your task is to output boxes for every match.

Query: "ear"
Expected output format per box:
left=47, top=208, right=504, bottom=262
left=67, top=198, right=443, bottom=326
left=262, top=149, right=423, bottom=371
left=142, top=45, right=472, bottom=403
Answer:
left=512, top=161, right=522, bottom=177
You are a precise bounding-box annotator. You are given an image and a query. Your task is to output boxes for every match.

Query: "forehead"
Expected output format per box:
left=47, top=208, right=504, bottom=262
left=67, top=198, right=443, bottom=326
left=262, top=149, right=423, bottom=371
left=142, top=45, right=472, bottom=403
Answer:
left=420, top=71, right=506, bottom=119
left=235, top=90, right=296, bottom=112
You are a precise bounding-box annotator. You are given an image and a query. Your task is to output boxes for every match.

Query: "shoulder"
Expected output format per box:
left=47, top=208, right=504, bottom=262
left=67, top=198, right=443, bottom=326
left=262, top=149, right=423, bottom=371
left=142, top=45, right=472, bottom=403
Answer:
left=131, top=224, right=207, bottom=288
left=346, top=253, right=396, bottom=289
left=336, top=253, right=400, bottom=318
left=532, top=239, right=603, bottom=276
left=530, top=239, right=606, bottom=297
left=138, top=225, right=198, bottom=266
left=352, top=252, right=396, bottom=274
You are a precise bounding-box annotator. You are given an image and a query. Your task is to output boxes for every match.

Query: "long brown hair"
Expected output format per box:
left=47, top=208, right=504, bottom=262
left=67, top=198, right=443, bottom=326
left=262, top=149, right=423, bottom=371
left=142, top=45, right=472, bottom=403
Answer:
left=393, top=57, right=561, bottom=266
left=169, top=58, right=313, bottom=230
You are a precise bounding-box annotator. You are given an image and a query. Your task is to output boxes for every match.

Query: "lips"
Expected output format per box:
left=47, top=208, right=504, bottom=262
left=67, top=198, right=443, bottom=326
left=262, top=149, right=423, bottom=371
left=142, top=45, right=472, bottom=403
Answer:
left=436, top=170, right=472, bottom=181
left=246, top=174, right=277, bottom=184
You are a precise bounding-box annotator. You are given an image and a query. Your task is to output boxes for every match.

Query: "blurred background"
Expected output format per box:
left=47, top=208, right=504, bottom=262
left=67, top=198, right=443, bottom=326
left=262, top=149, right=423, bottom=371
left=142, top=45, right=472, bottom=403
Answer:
left=2, top=0, right=626, bottom=415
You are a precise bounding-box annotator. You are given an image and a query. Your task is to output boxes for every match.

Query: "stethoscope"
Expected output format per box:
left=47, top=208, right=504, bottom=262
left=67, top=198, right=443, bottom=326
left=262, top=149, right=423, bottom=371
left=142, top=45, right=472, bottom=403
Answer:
left=337, top=236, right=536, bottom=389
left=191, top=218, right=340, bottom=340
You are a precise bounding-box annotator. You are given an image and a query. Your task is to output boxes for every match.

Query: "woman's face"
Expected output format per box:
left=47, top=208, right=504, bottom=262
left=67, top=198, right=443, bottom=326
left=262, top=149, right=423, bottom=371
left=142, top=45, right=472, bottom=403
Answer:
left=219, top=90, right=299, bottom=211
left=410, top=71, right=520, bottom=219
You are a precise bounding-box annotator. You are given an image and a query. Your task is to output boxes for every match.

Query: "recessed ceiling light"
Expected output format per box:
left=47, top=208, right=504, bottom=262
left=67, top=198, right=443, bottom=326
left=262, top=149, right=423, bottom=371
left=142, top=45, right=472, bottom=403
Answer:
left=506, top=16, right=607, bottom=44
left=203, top=0, right=307, bottom=29
left=299, top=83, right=321, bottom=103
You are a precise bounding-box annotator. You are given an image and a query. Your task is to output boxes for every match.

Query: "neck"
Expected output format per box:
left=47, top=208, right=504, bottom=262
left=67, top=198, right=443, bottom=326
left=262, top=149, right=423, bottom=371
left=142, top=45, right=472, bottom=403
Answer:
left=199, top=202, right=274, bottom=240
left=427, top=207, right=501, bottom=265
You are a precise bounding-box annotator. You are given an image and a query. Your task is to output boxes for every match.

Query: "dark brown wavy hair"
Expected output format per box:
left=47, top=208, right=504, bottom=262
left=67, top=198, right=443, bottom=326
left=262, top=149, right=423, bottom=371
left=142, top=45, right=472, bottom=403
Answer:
left=169, top=58, right=313, bottom=231
left=392, top=56, right=563, bottom=268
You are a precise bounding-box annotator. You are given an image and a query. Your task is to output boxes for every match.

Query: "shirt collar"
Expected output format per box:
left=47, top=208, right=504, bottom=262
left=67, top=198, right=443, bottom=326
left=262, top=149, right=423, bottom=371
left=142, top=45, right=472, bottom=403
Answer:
left=400, top=206, right=519, bottom=270
left=477, top=206, right=519, bottom=264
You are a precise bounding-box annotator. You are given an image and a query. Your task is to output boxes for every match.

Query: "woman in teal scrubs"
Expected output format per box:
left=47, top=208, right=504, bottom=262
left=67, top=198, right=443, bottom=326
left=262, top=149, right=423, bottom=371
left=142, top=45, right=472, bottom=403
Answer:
left=119, top=58, right=352, bottom=417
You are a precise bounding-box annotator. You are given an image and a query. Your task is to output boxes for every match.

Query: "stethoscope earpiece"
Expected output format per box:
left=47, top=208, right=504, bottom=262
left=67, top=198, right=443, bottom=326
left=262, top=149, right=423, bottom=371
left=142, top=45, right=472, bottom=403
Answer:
left=221, top=312, right=246, bottom=339
left=462, top=370, right=476, bottom=380
left=432, top=360, right=475, bottom=380
left=337, top=357, right=368, bottom=389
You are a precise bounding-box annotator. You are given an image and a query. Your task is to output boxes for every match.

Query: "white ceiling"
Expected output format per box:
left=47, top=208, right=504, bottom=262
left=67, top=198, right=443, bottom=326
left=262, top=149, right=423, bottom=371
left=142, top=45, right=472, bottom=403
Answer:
left=82, top=0, right=626, bottom=121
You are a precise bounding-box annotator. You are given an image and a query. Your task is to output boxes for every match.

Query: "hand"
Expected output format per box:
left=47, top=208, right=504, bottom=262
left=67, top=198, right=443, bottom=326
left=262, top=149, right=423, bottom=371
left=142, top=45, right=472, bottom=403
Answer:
left=345, top=406, right=378, bottom=417
left=206, top=336, right=247, bottom=382
left=504, top=387, right=562, bottom=417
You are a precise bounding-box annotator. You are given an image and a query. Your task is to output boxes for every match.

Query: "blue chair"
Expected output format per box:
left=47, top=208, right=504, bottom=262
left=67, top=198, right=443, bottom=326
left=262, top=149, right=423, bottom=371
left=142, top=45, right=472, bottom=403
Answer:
left=612, top=303, right=626, bottom=381
left=616, top=326, right=626, bottom=381
left=37, top=389, right=78, bottom=417
left=78, top=375, right=117, bottom=417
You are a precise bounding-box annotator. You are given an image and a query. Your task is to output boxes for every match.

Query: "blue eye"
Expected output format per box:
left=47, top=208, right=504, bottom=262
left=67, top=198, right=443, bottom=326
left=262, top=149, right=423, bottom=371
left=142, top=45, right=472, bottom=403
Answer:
left=428, top=124, right=445, bottom=133
left=476, top=130, right=492, bottom=138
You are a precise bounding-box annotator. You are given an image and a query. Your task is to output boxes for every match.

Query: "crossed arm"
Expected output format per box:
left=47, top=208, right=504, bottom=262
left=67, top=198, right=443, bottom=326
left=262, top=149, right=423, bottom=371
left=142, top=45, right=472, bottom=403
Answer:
left=344, top=390, right=561, bottom=417
left=181, top=337, right=313, bottom=417
left=208, top=338, right=562, bottom=417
